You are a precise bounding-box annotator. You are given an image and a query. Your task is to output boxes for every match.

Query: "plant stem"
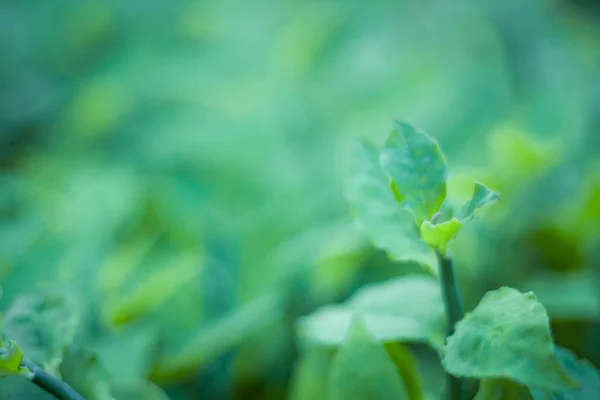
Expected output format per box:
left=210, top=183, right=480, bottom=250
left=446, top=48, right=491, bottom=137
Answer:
left=437, top=251, right=465, bottom=400
left=22, top=358, right=86, bottom=400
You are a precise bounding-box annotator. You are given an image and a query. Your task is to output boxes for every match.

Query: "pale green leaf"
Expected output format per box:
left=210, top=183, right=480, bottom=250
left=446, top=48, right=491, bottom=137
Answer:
left=327, top=318, right=408, bottom=400
left=345, top=140, right=435, bottom=270
left=59, top=345, right=114, bottom=400
left=379, top=121, right=447, bottom=225
left=530, top=347, right=600, bottom=399
left=443, top=287, right=577, bottom=392
left=475, top=379, right=533, bottom=400
left=2, top=293, right=80, bottom=374
left=298, top=275, right=446, bottom=351
left=460, top=183, right=500, bottom=220
left=420, top=218, right=463, bottom=255
left=112, top=380, right=170, bottom=400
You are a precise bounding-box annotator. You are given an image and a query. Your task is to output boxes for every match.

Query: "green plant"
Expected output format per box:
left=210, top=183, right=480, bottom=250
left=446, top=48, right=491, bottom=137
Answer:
left=0, top=292, right=169, bottom=400
left=294, top=121, right=600, bottom=400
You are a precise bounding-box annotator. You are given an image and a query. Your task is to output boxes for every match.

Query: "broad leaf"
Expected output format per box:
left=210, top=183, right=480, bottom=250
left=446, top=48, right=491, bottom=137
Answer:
left=379, top=121, right=447, bottom=225
left=327, top=318, right=408, bottom=400
left=345, top=140, right=435, bottom=270
left=2, top=293, right=80, bottom=374
left=298, top=275, right=446, bottom=351
left=420, top=183, right=499, bottom=254
left=530, top=347, right=600, bottom=399
left=59, top=345, right=114, bottom=400
left=443, top=287, right=577, bottom=392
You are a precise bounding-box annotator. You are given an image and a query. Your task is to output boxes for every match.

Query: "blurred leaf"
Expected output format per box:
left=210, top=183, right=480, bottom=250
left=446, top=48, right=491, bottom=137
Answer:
left=289, top=346, right=333, bottom=400
left=2, top=293, right=79, bottom=374
left=385, top=342, right=423, bottom=400
left=327, top=318, right=408, bottom=400
left=103, top=255, right=201, bottom=327
left=59, top=345, right=113, bottom=400
left=530, top=347, right=600, bottom=399
left=379, top=121, right=447, bottom=225
left=112, top=379, right=170, bottom=400
left=474, top=379, right=532, bottom=400
left=298, top=275, right=446, bottom=351
left=443, top=287, right=577, bottom=391
left=0, top=376, right=56, bottom=400
left=345, top=140, right=435, bottom=272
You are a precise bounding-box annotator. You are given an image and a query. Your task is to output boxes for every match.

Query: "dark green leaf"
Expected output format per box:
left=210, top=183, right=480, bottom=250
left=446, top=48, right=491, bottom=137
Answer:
left=443, top=287, right=577, bottom=391
left=112, top=379, right=170, bottom=400
left=379, top=121, right=447, bottom=225
left=327, top=318, right=408, bottom=400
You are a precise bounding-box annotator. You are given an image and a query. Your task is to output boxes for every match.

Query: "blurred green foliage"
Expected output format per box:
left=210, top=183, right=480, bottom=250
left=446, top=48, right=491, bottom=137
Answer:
left=1, top=0, right=600, bottom=398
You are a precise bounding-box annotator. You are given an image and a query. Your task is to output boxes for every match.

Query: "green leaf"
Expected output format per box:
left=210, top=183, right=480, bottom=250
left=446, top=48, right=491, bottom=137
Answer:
left=327, top=318, right=408, bottom=400
left=0, top=376, right=56, bottom=400
left=345, top=140, right=435, bottom=271
left=379, top=121, right=447, bottom=225
left=112, top=380, right=170, bottom=400
left=530, top=347, right=600, bottom=399
left=443, top=287, right=577, bottom=392
left=384, top=342, right=423, bottom=400
left=460, top=183, right=500, bottom=220
left=420, top=218, right=463, bottom=255
left=2, top=293, right=80, bottom=374
left=59, top=345, right=114, bottom=400
left=289, top=346, right=334, bottom=400
left=0, top=342, right=28, bottom=377
left=474, top=379, right=533, bottom=400
left=298, top=275, right=446, bottom=351
left=420, top=183, right=498, bottom=254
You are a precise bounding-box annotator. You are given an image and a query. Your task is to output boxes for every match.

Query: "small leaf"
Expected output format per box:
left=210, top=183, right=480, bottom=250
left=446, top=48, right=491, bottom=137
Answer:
left=298, top=275, right=446, bottom=351
left=420, top=183, right=499, bottom=254
left=112, top=379, right=170, bottom=400
left=0, top=342, right=28, bottom=377
left=443, top=287, right=577, bottom=392
left=474, top=379, right=533, bottom=400
left=420, top=218, right=463, bottom=254
left=530, top=347, right=600, bottom=399
left=379, top=121, right=447, bottom=225
left=2, top=293, right=80, bottom=374
left=345, top=140, right=435, bottom=271
left=460, top=183, right=500, bottom=221
left=327, top=318, right=408, bottom=400
left=59, top=345, right=114, bottom=400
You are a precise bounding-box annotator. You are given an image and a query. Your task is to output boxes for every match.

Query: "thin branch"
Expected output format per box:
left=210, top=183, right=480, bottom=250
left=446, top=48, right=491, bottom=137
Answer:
left=437, top=251, right=466, bottom=400
left=22, top=358, right=86, bottom=400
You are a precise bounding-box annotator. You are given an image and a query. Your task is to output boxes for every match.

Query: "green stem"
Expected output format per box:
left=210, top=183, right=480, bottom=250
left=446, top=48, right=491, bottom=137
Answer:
left=22, top=358, right=86, bottom=400
left=437, top=251, right=465, bottom=400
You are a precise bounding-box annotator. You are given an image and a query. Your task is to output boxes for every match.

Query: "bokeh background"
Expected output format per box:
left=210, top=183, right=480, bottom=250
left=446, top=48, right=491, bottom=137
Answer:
left=1, top=0, right=599, bottom=398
